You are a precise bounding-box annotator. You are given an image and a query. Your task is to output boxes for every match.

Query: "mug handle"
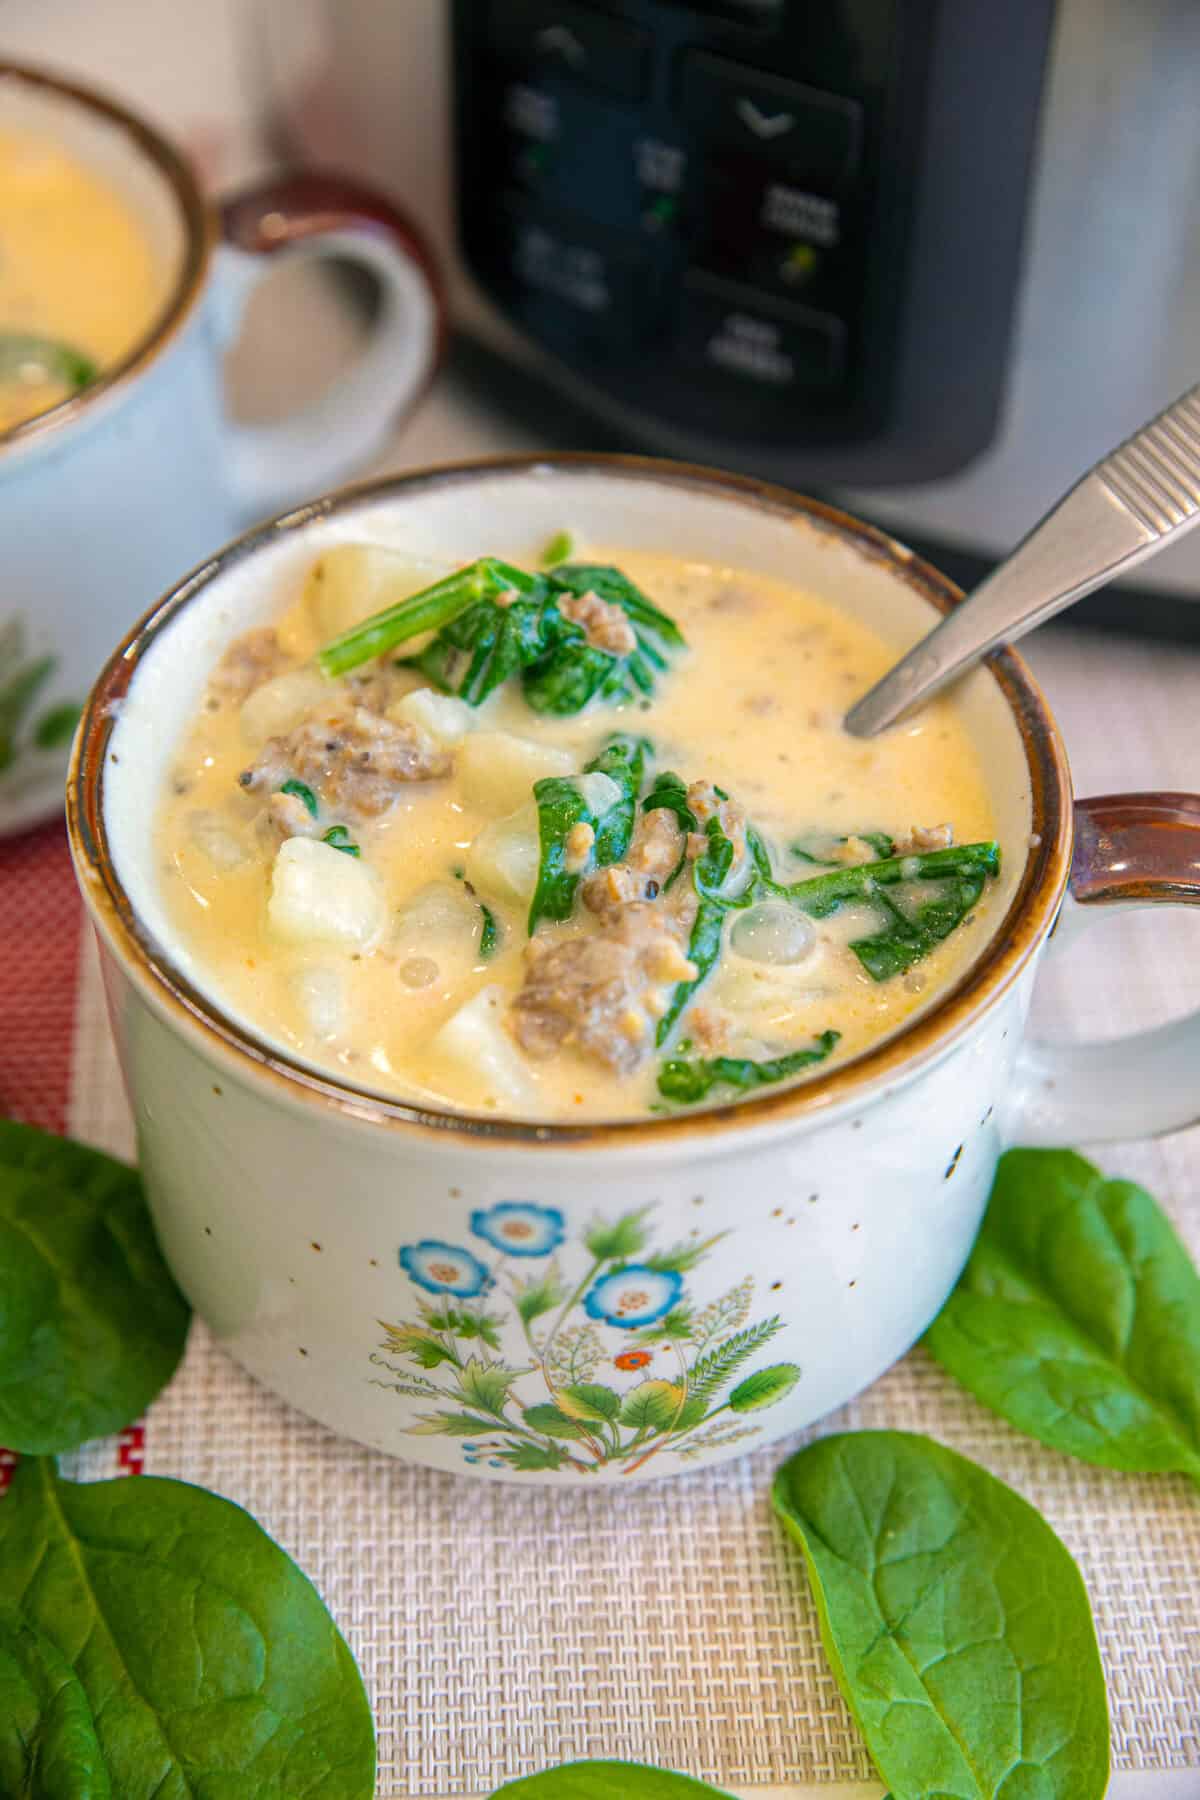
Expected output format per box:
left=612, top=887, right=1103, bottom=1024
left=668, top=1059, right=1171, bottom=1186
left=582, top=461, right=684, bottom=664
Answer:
left=1010, top=792, right=1200, bottom=1143
left=215, top=171, right=444, bottom=522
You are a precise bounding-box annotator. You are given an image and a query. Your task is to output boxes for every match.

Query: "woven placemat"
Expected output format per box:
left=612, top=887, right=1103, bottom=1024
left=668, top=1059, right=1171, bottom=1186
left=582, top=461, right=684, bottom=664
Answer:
left=56, top=919, right=1200, bottom=1796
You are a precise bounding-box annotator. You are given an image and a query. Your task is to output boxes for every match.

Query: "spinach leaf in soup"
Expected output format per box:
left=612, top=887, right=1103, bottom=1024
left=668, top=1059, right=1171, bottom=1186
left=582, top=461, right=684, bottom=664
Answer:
left=657, top=1030, right=841, bottom=1105
left=0, top=1120, right=190, bottom=1455
left=0, top=1607, right=110, bottom=1800
left=525, top=563, right=686, bottom=716
left=528, top=735, right=649, bottom=934
left=773, top=1431, right=1110, bottom=1800
left=771, top=841, right=1001, bottom=980
left=926, top=1148, right=1200, bottom=1480
left=789, top=830, right=895, bottom=865
left=316, top=556, right=685, bottom=715
left=0, top=1458, right=376, bottom=1800
left=491, top=1764, right=735, bottom=1797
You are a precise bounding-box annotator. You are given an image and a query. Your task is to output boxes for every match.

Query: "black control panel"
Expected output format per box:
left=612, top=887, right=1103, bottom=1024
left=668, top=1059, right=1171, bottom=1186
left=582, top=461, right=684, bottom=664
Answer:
left=452, top=2, right=1056, bottom=483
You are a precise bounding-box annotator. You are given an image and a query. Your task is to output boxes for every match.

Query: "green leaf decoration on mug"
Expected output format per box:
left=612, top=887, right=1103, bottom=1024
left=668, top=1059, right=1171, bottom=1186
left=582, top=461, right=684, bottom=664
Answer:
left=0, top=617, right=80, bottom=776
left=372, top=1201, right=800, bottom=1475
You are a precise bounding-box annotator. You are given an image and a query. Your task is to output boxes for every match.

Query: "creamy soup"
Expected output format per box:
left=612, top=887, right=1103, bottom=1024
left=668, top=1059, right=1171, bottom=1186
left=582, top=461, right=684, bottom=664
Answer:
left=156, top=543, right=1003, bottom=1121
left=0, top=126, right=164, bottom=431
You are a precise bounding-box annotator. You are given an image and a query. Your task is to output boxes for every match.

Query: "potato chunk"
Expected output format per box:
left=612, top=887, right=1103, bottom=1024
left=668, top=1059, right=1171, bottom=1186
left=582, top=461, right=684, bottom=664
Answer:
left=304, top=545, right=451, bottom=642
left=240, top=667, right=329, bottom=750
left=388, top=687, right=477, bottom=750
left=463, top=803, right=539, bottom=906
left=428, top=986, right=538, bottom=1110
left=457, top=732, right=576, bottom=815
left=268, top=838, right=386, bottom=949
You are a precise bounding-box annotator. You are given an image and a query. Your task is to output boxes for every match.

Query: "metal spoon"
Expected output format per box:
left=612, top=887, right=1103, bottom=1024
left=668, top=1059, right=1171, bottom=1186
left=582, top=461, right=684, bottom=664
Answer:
left=844, top=379, right=1200, bottom=737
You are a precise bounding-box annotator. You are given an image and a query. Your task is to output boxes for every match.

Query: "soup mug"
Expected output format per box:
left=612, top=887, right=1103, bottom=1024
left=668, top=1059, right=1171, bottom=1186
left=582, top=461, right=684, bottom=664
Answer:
left=0, top=61, right=442, bottom=836
left=67, top=458, right=1200, bottom=1484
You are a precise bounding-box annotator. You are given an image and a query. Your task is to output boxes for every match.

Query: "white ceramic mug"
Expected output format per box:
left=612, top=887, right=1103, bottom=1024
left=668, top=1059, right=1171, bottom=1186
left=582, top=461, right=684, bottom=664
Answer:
left=67, top=459, right=1200, bottom=1484
left=0, top=61, right=443, bottom=835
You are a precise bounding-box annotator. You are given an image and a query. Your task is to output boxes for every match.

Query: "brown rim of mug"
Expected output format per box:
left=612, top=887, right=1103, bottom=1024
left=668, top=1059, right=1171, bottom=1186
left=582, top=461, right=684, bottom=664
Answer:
left=67, top=454, right=1075, bottom=1150
left=0, top=61, right=213, bottom=452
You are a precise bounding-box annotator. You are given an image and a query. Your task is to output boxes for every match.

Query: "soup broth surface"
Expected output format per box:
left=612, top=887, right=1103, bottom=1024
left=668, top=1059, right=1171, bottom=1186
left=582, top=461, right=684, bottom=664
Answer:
left=0, top=125, right=165, bottom=430
left=156, top=546, right=1003, bottom=1121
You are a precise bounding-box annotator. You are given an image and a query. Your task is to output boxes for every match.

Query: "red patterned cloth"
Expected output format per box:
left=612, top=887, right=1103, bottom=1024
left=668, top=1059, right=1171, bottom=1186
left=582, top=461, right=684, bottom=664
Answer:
left=0, top=821, right=82, bottom=1133
left=1, top=821, right=86, bottom=1488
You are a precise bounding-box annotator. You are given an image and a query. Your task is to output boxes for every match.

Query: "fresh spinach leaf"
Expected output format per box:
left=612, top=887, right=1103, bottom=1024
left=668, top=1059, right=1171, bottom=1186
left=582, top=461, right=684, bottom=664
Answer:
left=0, top=1606, right=110, bottom=1799
left=773, top=1431, right=1109, bottom=1800
left=926, top=1148, right=1200, bottom=1479
left=528, top=735, right=649, bottom=934
left=657, top=1029, right=840, bottom=1104
left=491, top=1763, right=735, bottom=1797
left=0, top=1120, right=190, bottom=1455
left=0, top=1458, right=376, bottom=1799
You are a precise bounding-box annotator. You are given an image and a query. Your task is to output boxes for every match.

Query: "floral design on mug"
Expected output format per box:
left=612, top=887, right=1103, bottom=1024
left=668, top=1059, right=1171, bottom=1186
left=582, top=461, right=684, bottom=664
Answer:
left=371, top=1207, right=799, bottom=1475
left=398, top=1241, right=491, bottom=1299
left=469, top=1202, right=565, bottom=1258
left=0, top=618, right=80, bottom=778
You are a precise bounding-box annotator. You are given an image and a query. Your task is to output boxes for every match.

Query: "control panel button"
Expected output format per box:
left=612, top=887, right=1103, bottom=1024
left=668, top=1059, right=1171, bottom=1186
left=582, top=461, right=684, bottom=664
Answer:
left=480, top=203, right=657, bottom=353
left=487, top=1, right=652, bottom=102
left=681, top=51, right=862, bottom=189
left=678, top=275, right=846, bottom=390
left=689, top=150, right=853, bottom=303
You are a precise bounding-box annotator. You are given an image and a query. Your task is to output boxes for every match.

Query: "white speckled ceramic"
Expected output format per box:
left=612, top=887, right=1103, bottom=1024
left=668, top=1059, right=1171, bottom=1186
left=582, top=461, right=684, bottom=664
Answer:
left=67, top=459, right=1200, bottom=1482
left=0, top=61, right=441, bottom=836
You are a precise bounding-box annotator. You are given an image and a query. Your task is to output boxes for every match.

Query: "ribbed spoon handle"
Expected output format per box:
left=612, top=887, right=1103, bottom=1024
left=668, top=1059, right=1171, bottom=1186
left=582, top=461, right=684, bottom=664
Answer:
left=844, top=381, right=1200, bottom=737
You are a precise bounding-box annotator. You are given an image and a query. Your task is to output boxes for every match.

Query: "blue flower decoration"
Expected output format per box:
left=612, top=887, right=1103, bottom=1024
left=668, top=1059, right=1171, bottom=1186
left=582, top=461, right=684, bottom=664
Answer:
left=398, top=1240, right=489, bottom=1297
left=584, top=1265, right=683, bottom=1328
left=470, top=1201, right=565, bottom=1257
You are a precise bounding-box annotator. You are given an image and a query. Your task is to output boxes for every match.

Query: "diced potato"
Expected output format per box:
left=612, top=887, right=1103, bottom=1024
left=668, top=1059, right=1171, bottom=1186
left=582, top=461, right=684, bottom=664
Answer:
left=464, top=802, right=539, bottom=906
left=292, top=965, right=347, bottom=1041
left=458, top=732, right=577, bottom=815
left=268, top=838, right=386, bottom=949
left=575, top=771, right=622, bottom=816
left=427, top=986, right=538, bottom=1110
left=240, top=667, right=329, bottom=749
left=303, top=544, right=451, bottom=642
left=388, top=687, right=476, bottom=750
left=393, top=881, right=485, bottom=973
left=395, top=880, right=482, bottom=942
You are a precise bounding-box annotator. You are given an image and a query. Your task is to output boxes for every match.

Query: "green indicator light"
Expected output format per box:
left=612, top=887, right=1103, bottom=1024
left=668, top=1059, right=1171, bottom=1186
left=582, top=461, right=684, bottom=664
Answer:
left=642, top=194, right=677, bottom=233
left=781, top=243, right=820, bottom=284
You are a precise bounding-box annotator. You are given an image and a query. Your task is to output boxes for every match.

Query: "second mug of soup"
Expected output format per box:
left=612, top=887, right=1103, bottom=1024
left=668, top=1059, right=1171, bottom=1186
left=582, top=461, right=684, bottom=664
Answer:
left=0, top=61, right=442, bottom=835
left=68, top=458, right=1200, bottom=1483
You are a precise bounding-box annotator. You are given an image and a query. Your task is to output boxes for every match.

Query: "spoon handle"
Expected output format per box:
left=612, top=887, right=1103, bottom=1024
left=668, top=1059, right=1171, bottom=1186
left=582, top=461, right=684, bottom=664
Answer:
left=844, top=380, right=1200, bottom=737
